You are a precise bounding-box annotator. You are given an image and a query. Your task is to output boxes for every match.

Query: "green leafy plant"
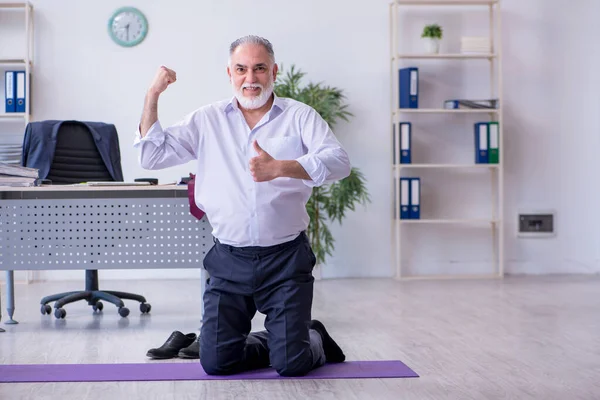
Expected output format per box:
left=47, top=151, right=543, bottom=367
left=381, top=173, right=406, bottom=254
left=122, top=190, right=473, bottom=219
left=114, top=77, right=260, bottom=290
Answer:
left=274, top=65, right=370, bottom=264
left=421, top=23, right=443, bottom=39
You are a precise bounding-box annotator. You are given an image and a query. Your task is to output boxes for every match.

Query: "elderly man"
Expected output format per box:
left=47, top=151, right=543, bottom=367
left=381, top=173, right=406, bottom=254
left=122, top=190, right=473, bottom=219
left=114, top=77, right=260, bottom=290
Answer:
left=134, top=35, right=350, bottom=376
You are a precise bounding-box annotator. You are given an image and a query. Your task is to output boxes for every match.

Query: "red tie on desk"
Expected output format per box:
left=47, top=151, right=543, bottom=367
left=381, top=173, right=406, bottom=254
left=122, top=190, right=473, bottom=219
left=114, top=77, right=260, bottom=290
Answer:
left=187, top=173, right=205, bottom=220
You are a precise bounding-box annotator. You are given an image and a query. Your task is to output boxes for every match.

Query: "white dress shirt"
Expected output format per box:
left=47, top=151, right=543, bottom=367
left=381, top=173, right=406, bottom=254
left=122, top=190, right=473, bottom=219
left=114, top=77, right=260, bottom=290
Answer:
left=133, top=94, right=351, bottom=247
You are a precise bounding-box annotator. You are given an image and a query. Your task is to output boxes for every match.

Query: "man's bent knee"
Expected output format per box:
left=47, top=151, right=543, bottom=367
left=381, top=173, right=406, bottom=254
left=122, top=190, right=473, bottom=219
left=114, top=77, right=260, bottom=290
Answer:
left=274, top=360, right=313, bottom=377
left=200, top=344, right=242, bottom=376
left=201, top=356, right=238, bottom=376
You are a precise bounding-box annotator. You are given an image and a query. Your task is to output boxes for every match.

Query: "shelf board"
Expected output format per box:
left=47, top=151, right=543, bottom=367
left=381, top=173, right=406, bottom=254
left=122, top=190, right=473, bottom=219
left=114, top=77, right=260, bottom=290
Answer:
left=399, top=218, right=499, bottom=224
left=394, top=108, right=499, bottom=114
left=0, top=3, right=29, bottom=9
left=0, top=59, right=31, bottom=66
left=0, top=113, right=27, bottom=119
left=397, top=273, right=502, bottom=281
left=396, top=163, right=499, bottom=169
left=395, top=53, right=496, bottom=60
left=395, top=0, right=498, bottom=5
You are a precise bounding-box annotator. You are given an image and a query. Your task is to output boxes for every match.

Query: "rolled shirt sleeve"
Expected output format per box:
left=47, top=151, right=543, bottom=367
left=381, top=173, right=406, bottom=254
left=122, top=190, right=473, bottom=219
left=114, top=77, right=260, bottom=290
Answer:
left=133, top=111, right=200, bottom=170
left=296, top=107, right=351, bottom=187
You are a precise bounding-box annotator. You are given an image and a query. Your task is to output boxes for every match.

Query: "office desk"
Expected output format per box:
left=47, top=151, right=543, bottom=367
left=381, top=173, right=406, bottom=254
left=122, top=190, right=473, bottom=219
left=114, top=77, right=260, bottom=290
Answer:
left=0, top=185, right=212, bottom=325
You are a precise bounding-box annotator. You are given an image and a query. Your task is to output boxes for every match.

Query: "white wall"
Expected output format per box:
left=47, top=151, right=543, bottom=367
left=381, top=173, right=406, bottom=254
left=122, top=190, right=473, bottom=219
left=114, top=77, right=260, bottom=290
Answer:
left=502, top=0, right=600, bottom=275
left=1, top=0, right=599, bottom=281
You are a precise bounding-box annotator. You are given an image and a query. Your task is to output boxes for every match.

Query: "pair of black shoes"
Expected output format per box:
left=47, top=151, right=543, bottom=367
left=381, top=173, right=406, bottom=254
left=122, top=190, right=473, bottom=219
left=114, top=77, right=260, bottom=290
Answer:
left=146, top=331, right=200, bottom=359
left=145, top=320, right=345, bottom=363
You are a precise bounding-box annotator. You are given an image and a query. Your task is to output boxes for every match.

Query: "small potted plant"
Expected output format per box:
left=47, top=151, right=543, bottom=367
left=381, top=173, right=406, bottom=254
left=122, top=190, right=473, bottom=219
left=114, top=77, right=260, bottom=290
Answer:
left=421, top=23, right=443, bottom=54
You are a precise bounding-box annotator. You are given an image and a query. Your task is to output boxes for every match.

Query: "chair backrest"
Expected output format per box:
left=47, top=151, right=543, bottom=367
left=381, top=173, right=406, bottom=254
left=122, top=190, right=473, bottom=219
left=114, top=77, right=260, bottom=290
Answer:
left=47, top=122, right=113, bottom=184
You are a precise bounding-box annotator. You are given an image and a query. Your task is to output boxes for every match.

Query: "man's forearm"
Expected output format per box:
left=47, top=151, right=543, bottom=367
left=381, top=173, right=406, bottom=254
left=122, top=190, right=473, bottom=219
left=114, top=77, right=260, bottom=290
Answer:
left=140, top=91, right=160, bottom=138
left=276, top=160, right=311, bottom=180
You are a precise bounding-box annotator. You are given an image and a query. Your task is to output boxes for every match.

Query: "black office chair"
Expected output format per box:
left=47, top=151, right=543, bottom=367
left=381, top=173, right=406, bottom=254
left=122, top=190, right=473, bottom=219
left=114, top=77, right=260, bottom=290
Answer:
left=24, top=121, right=151, bottom=319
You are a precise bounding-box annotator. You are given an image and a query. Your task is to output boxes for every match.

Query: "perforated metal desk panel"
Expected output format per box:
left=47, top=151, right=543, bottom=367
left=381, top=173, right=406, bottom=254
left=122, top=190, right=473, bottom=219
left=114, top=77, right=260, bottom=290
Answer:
left=0, top=185, right=213, bottom=323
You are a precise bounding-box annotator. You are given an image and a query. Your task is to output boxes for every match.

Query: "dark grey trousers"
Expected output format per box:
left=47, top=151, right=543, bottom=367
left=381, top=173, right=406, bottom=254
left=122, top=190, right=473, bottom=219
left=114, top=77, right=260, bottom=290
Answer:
left=199, top=232, right=326, bottom=376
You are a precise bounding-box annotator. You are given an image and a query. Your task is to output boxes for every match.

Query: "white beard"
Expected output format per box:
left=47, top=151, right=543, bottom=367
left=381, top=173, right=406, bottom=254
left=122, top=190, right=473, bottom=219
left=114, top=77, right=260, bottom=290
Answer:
left=233, top=79, right=274, bottom=110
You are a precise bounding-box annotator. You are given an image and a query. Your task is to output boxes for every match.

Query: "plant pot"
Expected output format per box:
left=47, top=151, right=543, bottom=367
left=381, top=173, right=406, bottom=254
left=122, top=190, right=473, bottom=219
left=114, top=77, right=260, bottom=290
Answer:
left=422, top=37, right=440, bottom=54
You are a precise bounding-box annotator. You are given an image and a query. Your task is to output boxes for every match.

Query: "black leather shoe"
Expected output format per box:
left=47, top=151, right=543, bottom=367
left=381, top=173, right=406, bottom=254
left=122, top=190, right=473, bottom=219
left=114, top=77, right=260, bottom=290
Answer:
left=177, top=336, right=200, bottom=359
left=178, top=336, right=200, bottom=359
left=146, top=331, right=197, bottom=359
left=309, top=320, right=346, bottom=363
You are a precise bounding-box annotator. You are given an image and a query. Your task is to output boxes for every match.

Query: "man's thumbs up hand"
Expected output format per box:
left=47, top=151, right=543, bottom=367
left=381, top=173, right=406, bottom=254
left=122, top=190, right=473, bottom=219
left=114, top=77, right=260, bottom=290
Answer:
left=249, top=140, right=279, bottom=182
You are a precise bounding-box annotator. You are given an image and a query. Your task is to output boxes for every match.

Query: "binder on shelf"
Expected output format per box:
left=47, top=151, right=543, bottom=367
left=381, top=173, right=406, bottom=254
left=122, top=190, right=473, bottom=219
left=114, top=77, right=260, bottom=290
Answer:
left=393, top=176, right=399, bottom=219
left=400, top=122, right=411, bottom=164
left=444, top=99, right=498, bottom=109
left=400, top=177, right=410, bottom=219
left=15, top=71, right=26, bottom=113
left=409, top=177, right=420, bottom=219
left=399, top=67, right=418, bottom=108
left=4, top=70, right=15, bottom=113
left=488, top=121, right=499, bottom=164
left=474, top=122, right=488, bottom=164
left=392, top=122, right=397, bottom=164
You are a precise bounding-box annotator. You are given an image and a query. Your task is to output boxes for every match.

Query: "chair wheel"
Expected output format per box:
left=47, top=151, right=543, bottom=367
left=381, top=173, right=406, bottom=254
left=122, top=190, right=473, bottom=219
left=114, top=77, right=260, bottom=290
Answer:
left=118, top=307, right=130, bottom=318
left=93, top=301, right=104, bottom=312
left=140, top=303, right=151, bottom=314
left=54, top=308, right=66, bottom=319
left=41, top=304, right=52, bottom=315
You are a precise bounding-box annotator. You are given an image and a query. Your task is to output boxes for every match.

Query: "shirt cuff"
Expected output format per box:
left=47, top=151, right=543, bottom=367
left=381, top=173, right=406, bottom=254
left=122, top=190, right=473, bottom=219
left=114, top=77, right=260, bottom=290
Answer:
left=296, top=154, right=329, bottom=187
left=133, top=120, right=165, bottom=147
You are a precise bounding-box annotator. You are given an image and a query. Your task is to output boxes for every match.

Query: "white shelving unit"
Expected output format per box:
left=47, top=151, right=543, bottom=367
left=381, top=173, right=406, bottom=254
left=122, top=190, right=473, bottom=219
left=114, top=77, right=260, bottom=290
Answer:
left=0, top=2, right=34, bottom=135
left=1, top=2, right=34, bottom=288
left=389, top=0, right=503, bottom=279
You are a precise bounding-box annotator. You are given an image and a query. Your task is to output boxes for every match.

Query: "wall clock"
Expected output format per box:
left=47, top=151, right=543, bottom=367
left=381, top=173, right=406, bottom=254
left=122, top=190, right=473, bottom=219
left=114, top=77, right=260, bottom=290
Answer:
left=108, top=7, right=148, bottom=47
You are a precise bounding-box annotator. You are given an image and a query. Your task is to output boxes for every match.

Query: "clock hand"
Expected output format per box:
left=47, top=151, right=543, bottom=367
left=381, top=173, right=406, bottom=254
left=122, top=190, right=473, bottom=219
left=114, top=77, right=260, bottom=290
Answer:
left=125, top=23, right=130, bottom=41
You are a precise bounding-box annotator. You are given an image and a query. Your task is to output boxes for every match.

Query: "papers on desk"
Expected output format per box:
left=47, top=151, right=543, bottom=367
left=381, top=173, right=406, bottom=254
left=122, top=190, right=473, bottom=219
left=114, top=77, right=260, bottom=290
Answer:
left=0, top=174, right=39, bottom=187
left=0, top=161, right=39, bottom=187
left=0, top=161, right=38, bottom=178
left=82, top=182, right=152, bottom=187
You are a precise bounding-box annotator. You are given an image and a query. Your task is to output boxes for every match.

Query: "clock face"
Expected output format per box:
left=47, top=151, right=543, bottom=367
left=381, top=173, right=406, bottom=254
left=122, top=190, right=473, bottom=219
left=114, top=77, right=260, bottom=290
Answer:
left=108, top=7, right=148, bottom=47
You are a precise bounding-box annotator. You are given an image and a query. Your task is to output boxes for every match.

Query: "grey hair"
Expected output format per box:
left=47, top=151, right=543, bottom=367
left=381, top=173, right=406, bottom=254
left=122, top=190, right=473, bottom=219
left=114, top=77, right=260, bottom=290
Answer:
left=229, top=35, right=275, bottom=65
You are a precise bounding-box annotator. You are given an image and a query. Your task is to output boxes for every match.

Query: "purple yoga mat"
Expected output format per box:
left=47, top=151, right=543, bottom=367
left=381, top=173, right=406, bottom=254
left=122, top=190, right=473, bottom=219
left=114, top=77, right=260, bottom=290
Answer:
left=0, top=361, right=418, bottom=383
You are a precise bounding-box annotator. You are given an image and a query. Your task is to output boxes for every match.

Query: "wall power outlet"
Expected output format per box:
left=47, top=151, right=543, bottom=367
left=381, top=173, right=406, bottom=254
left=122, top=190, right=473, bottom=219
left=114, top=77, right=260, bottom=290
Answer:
left=517, top=210, right=555, bottom=238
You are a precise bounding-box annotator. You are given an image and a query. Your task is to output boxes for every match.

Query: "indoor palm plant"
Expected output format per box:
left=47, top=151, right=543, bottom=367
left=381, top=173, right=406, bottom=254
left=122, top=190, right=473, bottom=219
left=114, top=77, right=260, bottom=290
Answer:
left=274, top=65, right=370, bottom=265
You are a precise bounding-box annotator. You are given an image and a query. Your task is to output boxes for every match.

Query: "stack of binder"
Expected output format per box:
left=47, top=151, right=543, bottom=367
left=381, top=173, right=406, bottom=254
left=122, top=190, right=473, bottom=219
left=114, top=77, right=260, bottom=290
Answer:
left=0, top=162, right=39, bottom=187
left=392, top=122, right=412, bottom=164
left=4, top=70, right=26, bottom=113
left=397, top=177, right=420, bottom=219
left=474, top=121, right=499, bottom=164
